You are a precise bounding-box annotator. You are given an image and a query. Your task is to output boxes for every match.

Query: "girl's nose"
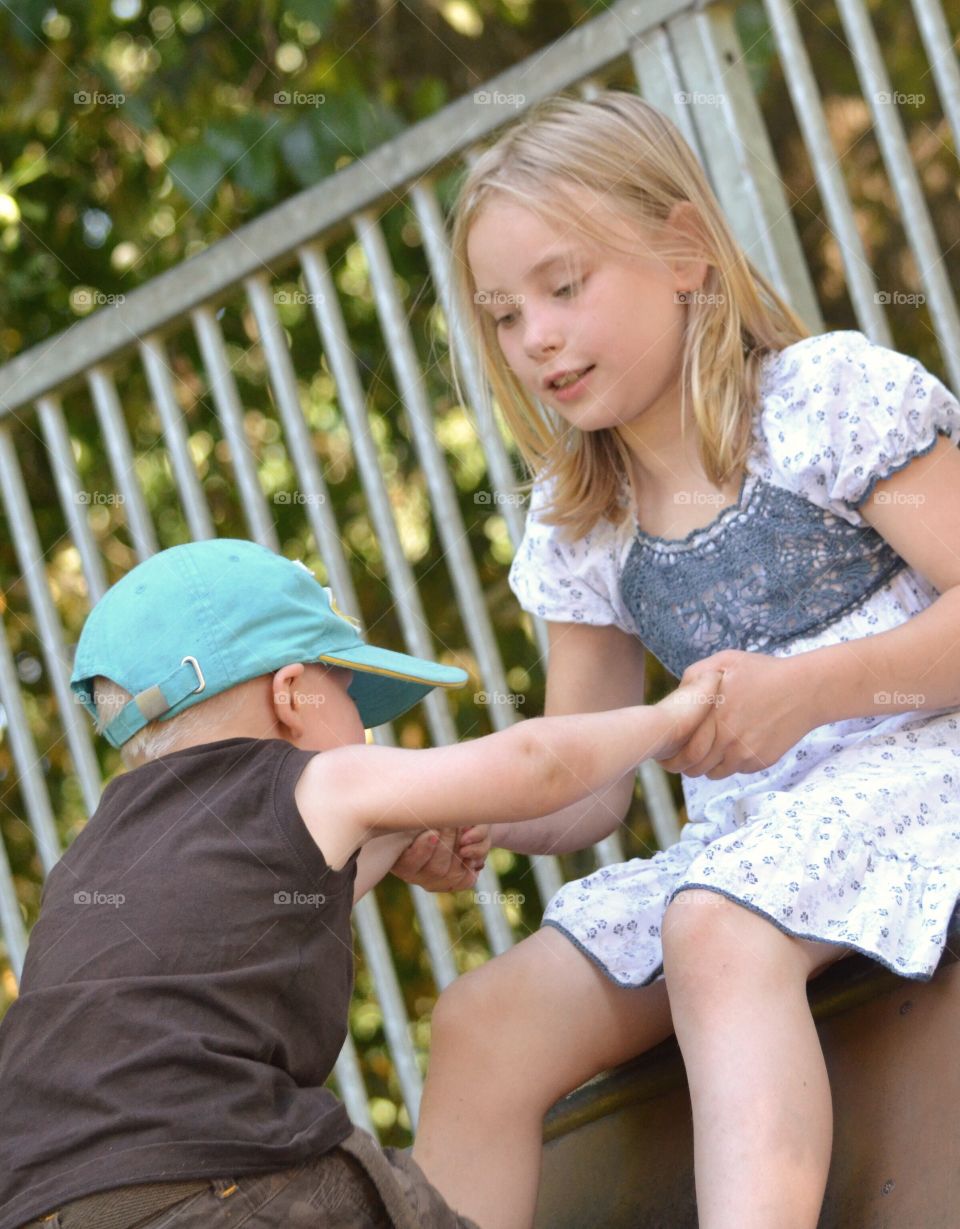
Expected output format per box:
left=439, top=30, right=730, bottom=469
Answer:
left=522, top=314, right=564, bottom=359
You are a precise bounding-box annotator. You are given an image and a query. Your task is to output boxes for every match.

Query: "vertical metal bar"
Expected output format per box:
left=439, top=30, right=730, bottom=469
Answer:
left=666, top=6, right=824, bottom=331
left=353, top=894, right=424, bottom=1127
left=407, top=184, right=531, bottom=562
left=0, top=613, right=61, bottom=875
left=139, top=335, right=215, bottom=542
left=0, top=782, right=28, bottom=977
left=0, top=426, right=102, bottom=817
left=86, top=366, right=159, bottom=560
left=334, top=1034, right=376, bottom=1134
left=630, top=23, right=707, bottom=160
left=910, top=0, right=960, bottom=156
left=761, top=0, right=893, bottom=344
left=245, top=269, right=461, bottom=985
left=834, top=0, right=960, bottom=388
left=356, top=209, right=565, bottom=907
left=191, top=305, right=279, bottom=551
left=638, top=758, right=681, bottom=850
left=299, top=240, right=516, bottom=956
left=594, top=831, right=627, bottom=867
left=36, top=396, right=110, bottom=605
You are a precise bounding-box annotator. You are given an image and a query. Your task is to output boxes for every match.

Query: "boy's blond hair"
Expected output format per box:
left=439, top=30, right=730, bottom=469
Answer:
left=448, top=89, right=811, bottom=539
left=92, top=676, right=252, bottom=768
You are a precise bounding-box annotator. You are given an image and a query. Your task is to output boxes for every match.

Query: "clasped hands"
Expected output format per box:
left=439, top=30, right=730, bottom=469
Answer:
left=389, top=648, right=817, bottom=891
left=657, top=648, right=817, bottom=779
left=390, top=825, right=491, bottom=893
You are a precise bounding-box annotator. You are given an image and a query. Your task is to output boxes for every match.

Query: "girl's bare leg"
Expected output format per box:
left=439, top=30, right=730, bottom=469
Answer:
left=413, top=926, right=674, bottom=1229
left=662, top=890, right=850, bottom=1229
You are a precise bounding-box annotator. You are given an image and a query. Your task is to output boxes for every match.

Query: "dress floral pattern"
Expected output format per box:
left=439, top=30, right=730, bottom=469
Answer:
left=509, top=330, right=960, bottom=987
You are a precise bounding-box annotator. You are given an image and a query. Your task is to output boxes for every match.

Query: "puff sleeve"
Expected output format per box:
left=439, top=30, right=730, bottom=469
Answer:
left=759, top=330, right=960, bottom=526
left=508, top=479, right=636, bottom=630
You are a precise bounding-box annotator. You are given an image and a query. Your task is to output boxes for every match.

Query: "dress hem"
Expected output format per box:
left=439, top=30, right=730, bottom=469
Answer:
left=665, top=883, right=941, bottom=983
left=541, top=919, right=666, bottom=989
left=543, top=886, right=946, bottom=988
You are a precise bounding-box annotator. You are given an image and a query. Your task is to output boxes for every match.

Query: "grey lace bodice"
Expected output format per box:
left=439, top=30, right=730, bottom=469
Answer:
left=619, top=475, right=905, bottom=678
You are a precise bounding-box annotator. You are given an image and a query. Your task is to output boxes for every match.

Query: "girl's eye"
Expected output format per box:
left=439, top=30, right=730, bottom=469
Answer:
left=554, top=280, right=581, bottom=298
left=494, top=314, right=516, bottom=328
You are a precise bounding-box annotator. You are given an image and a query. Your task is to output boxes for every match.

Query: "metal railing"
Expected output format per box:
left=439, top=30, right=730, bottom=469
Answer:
left=0, top=0, right=956, bottom=1133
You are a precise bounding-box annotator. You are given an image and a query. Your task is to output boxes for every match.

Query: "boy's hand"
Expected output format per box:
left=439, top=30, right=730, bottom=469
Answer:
left=658, top=650, right=813, bottom=778
left=389, top=825, right=489, bottom=892
left=652, top=669, right=723, bottom=762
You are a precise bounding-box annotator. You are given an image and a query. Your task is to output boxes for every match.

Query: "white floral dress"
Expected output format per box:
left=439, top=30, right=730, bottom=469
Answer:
left=509, top=330, right=960, bottom=987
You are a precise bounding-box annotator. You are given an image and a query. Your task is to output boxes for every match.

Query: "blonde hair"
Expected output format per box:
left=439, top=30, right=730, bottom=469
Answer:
left=92, top=676, right=254, bottom=769
left=448, top=89, right=811, bottom=538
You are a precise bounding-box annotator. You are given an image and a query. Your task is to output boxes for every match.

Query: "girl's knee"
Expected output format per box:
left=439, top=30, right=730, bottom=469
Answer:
left=429, top=958, right=519, bottom=1054
left=661, top=889, right=805, bottom=991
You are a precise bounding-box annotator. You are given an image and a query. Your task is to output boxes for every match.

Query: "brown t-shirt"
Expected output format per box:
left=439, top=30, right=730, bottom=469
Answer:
left=0, top=737, right=359, bottom=1229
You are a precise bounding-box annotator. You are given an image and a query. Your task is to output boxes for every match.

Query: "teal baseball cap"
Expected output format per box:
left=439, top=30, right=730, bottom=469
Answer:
left=70, top=538, right=468, bottom=748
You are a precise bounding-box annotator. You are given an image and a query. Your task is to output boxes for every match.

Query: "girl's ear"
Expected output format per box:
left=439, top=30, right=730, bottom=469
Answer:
left=664, top=201, right=710, bottom=294
left=272, top=662, right=306, bottom=738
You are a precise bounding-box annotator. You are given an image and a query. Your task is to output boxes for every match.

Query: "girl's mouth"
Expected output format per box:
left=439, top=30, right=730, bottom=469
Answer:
left=548, top=365, right=595, bottom=400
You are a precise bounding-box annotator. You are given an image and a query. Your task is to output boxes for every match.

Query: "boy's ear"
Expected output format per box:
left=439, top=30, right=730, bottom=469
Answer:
left=272, top=662, right=306, bottom=737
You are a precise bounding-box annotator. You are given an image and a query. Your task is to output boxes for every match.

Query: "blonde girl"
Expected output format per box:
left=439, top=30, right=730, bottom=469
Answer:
left=411, top=90, right=960, bottom=1229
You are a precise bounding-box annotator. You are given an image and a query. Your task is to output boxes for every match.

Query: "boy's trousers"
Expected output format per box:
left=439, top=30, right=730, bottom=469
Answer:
left=19, top=1126, right=480, bottom=1229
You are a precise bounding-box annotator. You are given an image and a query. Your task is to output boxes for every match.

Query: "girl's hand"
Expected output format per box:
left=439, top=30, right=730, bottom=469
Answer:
left=389, top=826, right=489, bottom=891
left=653, top=669, right=723, bottom=761
left=658, top=650, right=816, bottom=779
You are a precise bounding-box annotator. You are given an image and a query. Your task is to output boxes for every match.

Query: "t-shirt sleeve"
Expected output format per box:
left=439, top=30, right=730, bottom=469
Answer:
left=508, top=479, right=633, bottom=628
left=762, top=330, right=960, bottom=525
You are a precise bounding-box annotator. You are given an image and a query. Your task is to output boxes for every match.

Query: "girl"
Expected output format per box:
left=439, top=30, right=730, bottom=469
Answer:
left=410, top=90, right=960, bottom=1229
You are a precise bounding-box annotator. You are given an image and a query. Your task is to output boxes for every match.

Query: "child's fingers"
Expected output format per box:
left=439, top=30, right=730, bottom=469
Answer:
left=392, top=831, right=439, bottom=875
left=658, top=711, right=719, bottom=773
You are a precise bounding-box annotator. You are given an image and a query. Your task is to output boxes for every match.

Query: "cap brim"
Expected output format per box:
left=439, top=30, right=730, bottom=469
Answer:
left=317, top=643, right=468, bottom=729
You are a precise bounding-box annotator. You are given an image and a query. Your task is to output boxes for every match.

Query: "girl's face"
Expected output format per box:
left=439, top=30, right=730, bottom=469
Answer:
left=466, top=189, right=700, bottom=439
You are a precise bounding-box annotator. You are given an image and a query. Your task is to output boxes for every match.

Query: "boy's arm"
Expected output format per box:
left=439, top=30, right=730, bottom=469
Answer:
left=297, top=671, right=719, bottom=846
left=490, top=621, right=647, bottom=854
left=352, top=832, right=417, bottom=903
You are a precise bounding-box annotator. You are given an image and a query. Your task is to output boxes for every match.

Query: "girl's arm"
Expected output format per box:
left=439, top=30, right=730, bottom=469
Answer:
left=664, top=436, right=960, bottom=779
left=300, top=671, right=719, bottom=850
left=491, top=621, right=650, bottom=854
left=807, top=435, right=960, bottom=719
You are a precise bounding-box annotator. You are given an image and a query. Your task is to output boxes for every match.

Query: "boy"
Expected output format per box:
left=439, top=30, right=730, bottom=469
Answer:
left=0, top=539, right=717, bottom=1229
